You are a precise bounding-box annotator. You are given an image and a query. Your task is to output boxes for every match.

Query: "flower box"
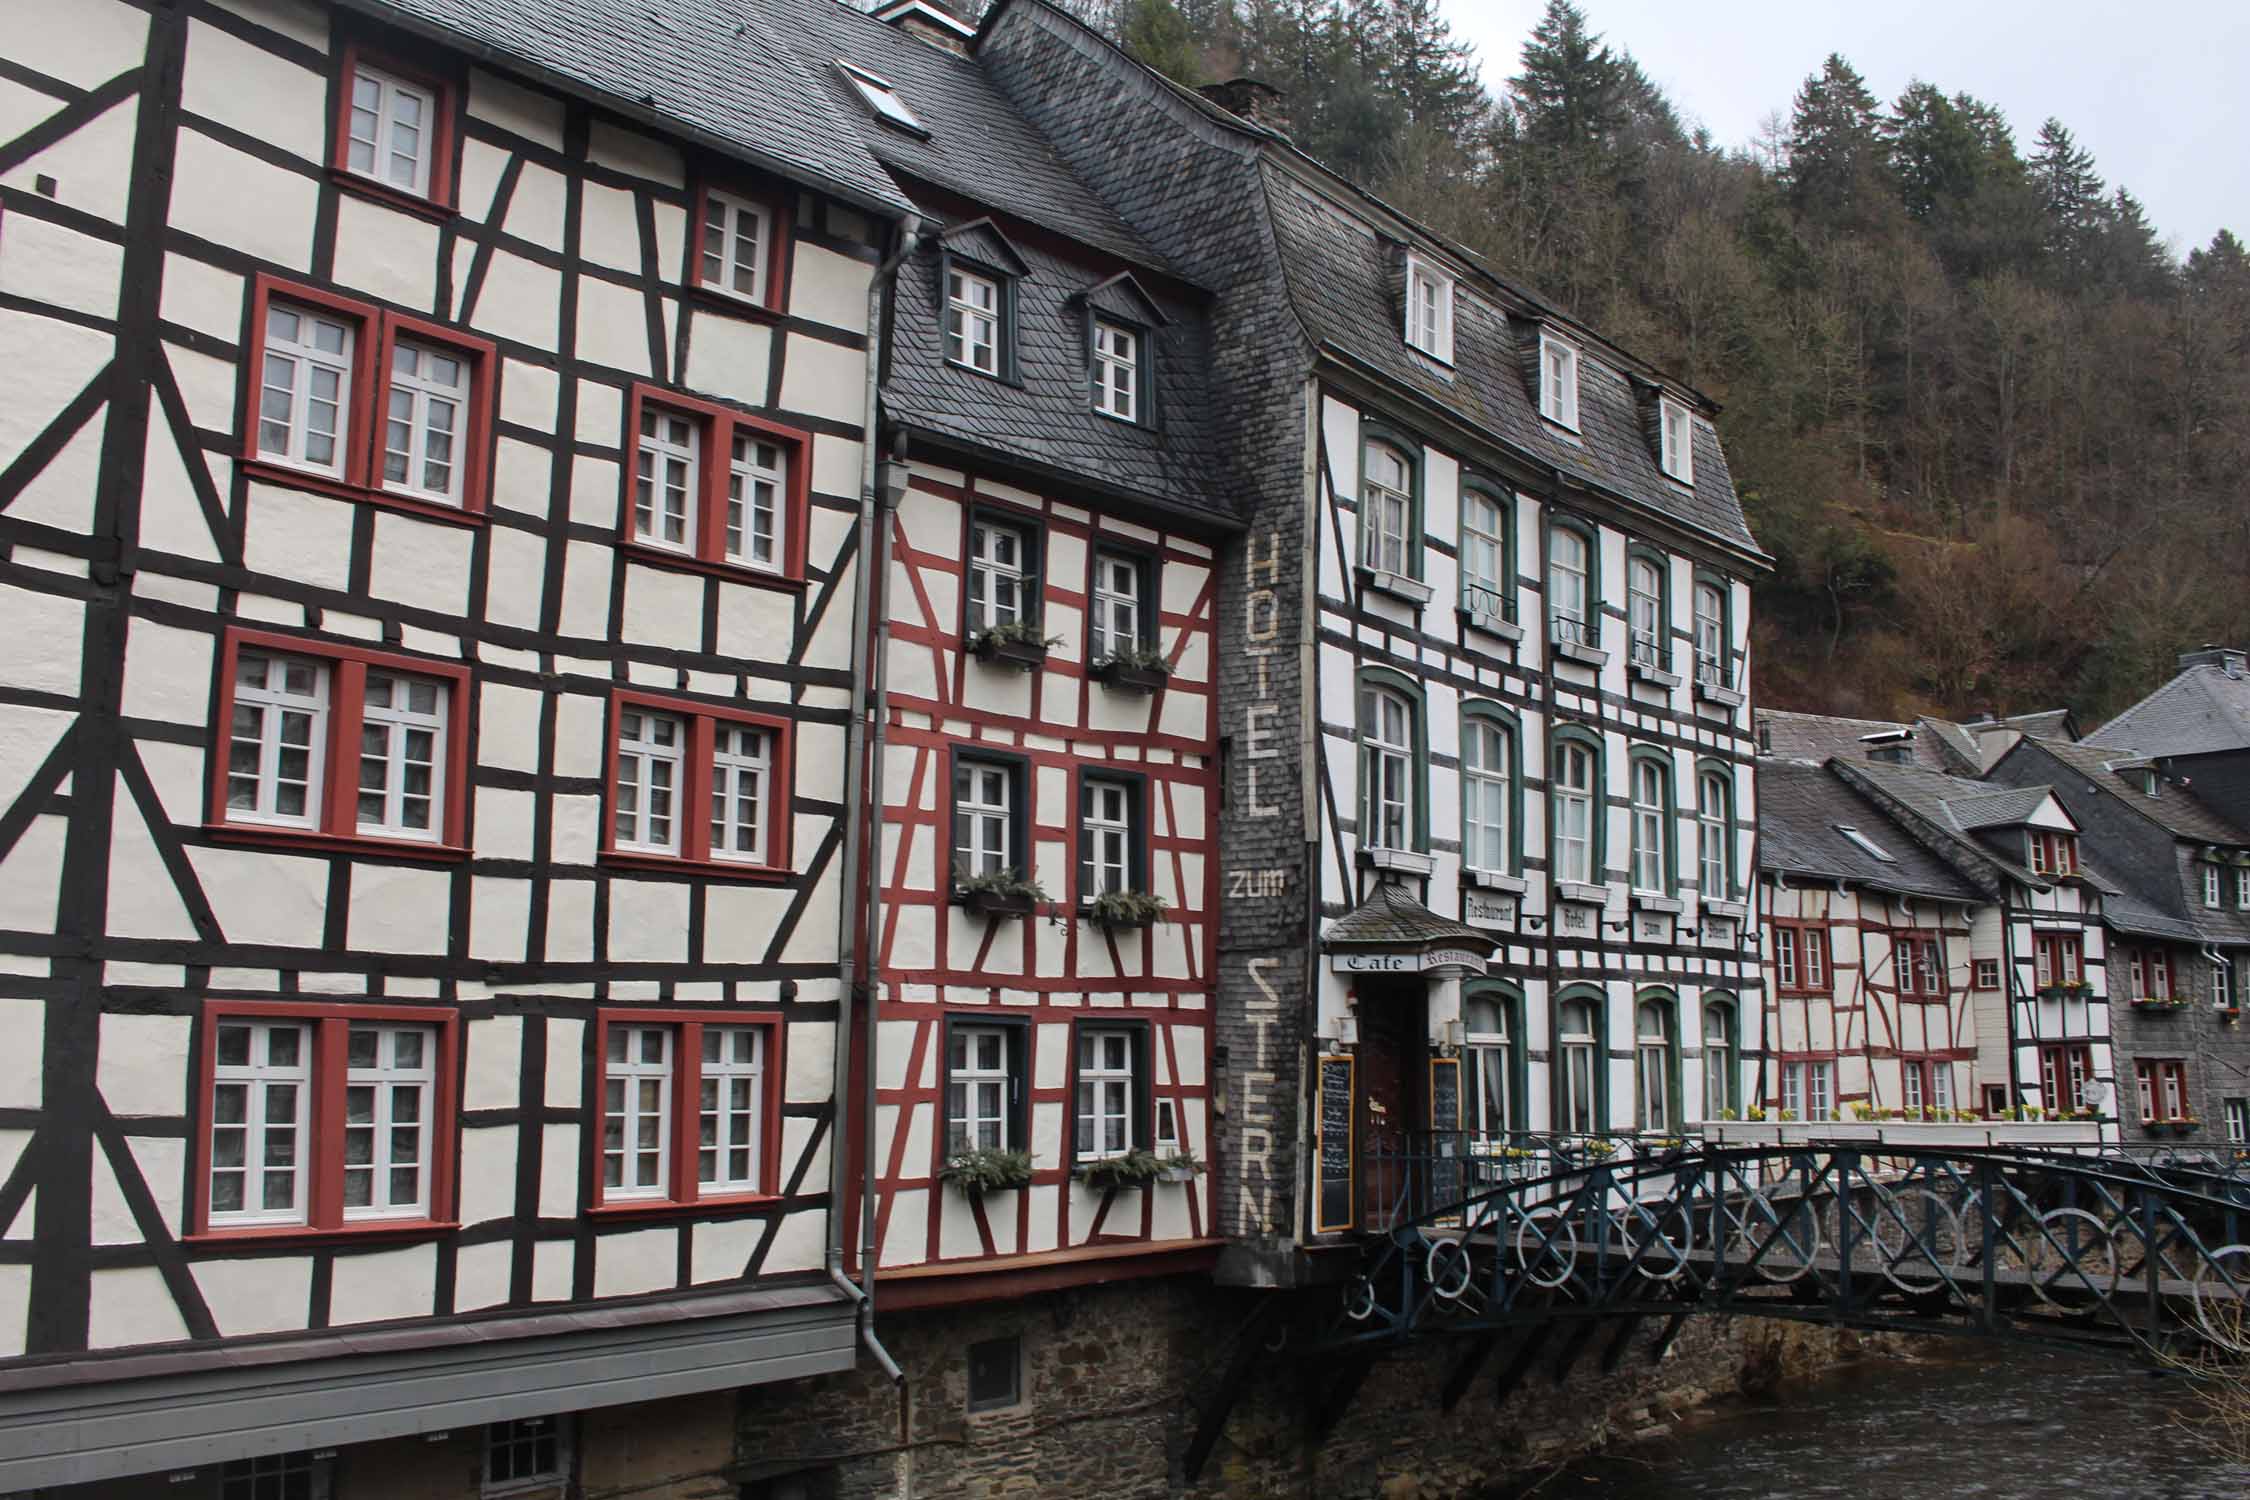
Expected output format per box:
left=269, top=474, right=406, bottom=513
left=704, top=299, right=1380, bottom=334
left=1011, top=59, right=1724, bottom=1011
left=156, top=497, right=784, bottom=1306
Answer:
left=2130, top=997, right=2191, bottom=1012
left=958, top=887, right=1038, bottom=919
left=939, top=1148, right=1035, bottom=1195
left=1090, top=657, right=1169, bottom=694
left=970, top=634, right=1049, bottom=671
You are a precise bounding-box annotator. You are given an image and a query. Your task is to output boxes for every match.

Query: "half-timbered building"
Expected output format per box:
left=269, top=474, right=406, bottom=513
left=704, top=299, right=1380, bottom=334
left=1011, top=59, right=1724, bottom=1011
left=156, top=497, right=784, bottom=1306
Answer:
left=0, top=0, right=920, bottom=1490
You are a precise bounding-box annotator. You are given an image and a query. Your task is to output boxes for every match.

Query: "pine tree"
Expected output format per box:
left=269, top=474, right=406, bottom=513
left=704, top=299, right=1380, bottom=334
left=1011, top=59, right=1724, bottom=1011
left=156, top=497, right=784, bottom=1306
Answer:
left=1510, top=0, right=1625, bottom=155
left=1119, top=0, right=1203, bottom=85
left=1377, top=0, right=1488, bottom=139
left=2028, top=118, right=2105, bottom=283
left=1782, top=54, right=1888, bottom=230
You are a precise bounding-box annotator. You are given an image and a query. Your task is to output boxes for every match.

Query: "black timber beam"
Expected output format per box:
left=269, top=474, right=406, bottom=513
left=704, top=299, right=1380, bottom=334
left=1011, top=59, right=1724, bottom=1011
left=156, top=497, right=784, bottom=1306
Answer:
left=1181, top=1296, right=1290, bottom=1483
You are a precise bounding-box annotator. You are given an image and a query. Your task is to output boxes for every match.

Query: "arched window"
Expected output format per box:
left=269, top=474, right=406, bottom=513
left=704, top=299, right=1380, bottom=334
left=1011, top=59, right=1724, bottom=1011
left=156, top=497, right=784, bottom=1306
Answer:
left=1556, top=993, right=1601, bottom=1135
left=1461, top=709, right=1513, bottom=875
left=1697, top=766, right=1733, bottom=899
left=1693, top=579, right=1728, bottom=687
left=1636, top=993, right=1676, bottom=1131
left=1627, top=554, right=1664, bottom=669
left=1552, top=734, right=1599, bottom=885
left=1630, top=753, right=1670, bottom=895
left=1460, top=486, right=1510, bottom=621
left=1362, top=442, right=1412, bottom=576
left=1463, top=986, right=1519, bottom=1136
left=1702, top=995, right=1736, bottom=1118
left=1359, top=683, right=1414, bottom=851
left=1548, top=523, right=1591, bottom=646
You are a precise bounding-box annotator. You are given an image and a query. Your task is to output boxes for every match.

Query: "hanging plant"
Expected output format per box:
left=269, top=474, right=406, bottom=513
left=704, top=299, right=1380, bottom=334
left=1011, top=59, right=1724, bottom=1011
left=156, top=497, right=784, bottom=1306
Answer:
left=966, top=619, right=1061, bottom=670
left=1090, top=641, right=1171, bottom=692
left=1085, top=889, right=1170, bottom=929
left=938, top=1147, right=1035, bottom=1194
left=955, top=868, right=1050, bottom=918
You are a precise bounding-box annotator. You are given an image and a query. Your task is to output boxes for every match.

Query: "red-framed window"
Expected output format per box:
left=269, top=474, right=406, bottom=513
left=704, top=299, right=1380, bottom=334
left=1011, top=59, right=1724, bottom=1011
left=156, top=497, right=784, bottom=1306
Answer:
left=2028, top=829, right=2079, bottom=876
left=330, top=43, right=460, bottom=214
left=621, top=385, right=812, bottom=586
left=689, top=178, right=794, bottom=315
left=602, top=689, right=795, bottom=877
left=1900, top=1056, right=1957, bottom=1115
left=2038, top=1043, right=2093, bottom=1113
left=208, top=628, right=472, bottom=857
left=190, top=1000, right=459, bottom=1239
left=241, top=275, right=497, bottom=523
left=2033, top=933, right=2083, bottom=990
left=2118, top=944, right=2175, bottom=999
left=1771, top=921, right=1829, bottom=995
left=2135, top=1058, right=2191, bottom=1122
left=590, top=1008, right=784, bottom=1211
left=1892, top=935, right=1945, bottom=997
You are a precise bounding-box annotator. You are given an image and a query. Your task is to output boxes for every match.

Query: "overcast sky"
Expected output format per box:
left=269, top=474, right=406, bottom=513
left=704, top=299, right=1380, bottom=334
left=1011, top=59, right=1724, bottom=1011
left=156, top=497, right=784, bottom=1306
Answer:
left=1442, top=0, right=2250, bottom=259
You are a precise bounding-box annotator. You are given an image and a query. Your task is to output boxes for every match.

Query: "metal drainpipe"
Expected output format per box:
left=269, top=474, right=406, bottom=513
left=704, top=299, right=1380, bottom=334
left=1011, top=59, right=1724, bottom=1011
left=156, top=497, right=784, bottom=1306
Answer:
left=829, top=213, right=921, bottom=1386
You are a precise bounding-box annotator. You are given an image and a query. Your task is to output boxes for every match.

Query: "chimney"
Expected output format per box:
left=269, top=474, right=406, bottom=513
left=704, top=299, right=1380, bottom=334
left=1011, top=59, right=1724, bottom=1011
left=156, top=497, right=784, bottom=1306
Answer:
left=1197, top=78, right=1291, bottom=137
left=872, top=0, right=975, bottom=56
left=2179, top=644, right=2249, bottom=679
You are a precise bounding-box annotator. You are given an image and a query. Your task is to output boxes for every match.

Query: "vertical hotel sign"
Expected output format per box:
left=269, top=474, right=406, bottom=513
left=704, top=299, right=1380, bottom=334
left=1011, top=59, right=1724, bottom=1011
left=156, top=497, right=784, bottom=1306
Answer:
left=1230, top=528, right=1291, bottom=1238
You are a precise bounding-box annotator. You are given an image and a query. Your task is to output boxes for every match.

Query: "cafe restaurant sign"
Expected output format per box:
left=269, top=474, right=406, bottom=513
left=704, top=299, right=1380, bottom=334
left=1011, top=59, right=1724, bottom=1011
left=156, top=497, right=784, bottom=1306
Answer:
left=1330, top=947, right=1489, bottom=976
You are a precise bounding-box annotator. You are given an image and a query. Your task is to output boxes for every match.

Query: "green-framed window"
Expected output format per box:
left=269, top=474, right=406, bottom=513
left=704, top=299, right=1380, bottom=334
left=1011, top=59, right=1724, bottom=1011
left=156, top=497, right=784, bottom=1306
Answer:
left=1550, top=724, right=1605, bottom=885
left=1701, top=992, right=1738, bottom=1118
left=1358, top=422, right=1425, bottom=579
left=1634, top=989, right=1681, bottom=1132
left=1459, top=700, right=1521, bottom=876
left=1462, top=981, right=1524, bottom=1134
left=1356, top=666, right=1429, bottom=853
left=1546, top=514, right=1599, bottom=648
left=1696, top=760, right=1735, bottom=900
left=1626, top=546, right=1668, bottom=672
left=1691, top=571, right=1732, bottom=689
left=1555, top=985, right=1605, bottom=1134
left=1628, top=746, right=1675, bottom=895
left=1459, top=480, right=1513, bottom=622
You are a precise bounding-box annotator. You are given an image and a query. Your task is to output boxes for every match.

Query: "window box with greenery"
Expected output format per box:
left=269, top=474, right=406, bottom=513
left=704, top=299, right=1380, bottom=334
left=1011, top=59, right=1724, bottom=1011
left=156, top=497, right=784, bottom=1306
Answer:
left=967, top=618, right=1056, bottom=671
left=1075, top=1147, right=1166, bottom=1191
left=1089, top=640, right=1170, bottom=693
left=2039, top=979, right=2094, bottom=1001
left=2131, top=995, right=2192, bottom=1012
left=939, top=1147, right=1035, bottom=1195
left=955, top=868, right=1047, bottom=919
left=1083, top=888, right=1168, bottom=930
left=1156, top=1148, right=1204, bottom=1184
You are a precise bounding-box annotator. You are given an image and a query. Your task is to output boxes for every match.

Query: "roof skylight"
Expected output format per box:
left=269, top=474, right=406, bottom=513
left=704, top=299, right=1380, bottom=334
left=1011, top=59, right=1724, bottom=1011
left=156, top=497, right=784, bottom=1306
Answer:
left=839, top=61, right=926, bottom=137
left=1835, top=824, right=1897, bottom=863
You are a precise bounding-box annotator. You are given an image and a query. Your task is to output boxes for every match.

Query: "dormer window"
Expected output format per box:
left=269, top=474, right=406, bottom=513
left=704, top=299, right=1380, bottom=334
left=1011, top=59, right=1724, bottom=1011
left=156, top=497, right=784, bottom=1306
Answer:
left=2206, top=862, right=2224, bottom=909
left=1836, top=825, right=1896, bottom=863
left=1539, top=333, right=1580, bottom=431
left=947, top=268, right=1001, bottom=376
left=2029, top=830, right=2078, bottom=876
left=1092, top=320, right=1139, bottom=421
left=1659, top=396, right=1694, bottom=484
left=839, top=61, right=926, bottom=137
left=1404, top=255, right=1454, bottom=363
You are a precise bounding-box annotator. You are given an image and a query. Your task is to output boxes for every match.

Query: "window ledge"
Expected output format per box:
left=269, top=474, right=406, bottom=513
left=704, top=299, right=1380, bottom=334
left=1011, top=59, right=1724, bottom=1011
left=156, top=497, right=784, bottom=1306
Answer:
left=1460, top=609, right=1523, bottom=643
left=1629, top=659, right=1681, bottom=689
left=619, top=541, right=806, bottom=592
left=1359, top=847, right=1436, bottom=876
left=1463, top=868, right=1526, bottom=893
left=588, top=1193, right=781, bottom=1220
left=1701, top=898, right=1747, bottom=920
left=186, top=1218, right=459, bottom=1248
left=1554, top=880, right=1608, bottom=906
left=601, top=850, right=792, bottom=882
left=1695, top=679, right=1747, bottom=709
left=1355, top=566, right=1435, bottom=608
left=208, top=824, right=468, bottom=863
left=685, top=282, right=785, bottom=324
left=1631, top=892, right=1684, bottom=914
left=328, top=167, right=456, bottom=224
left=241, top=460, right=486, bottom=528
left=1551, top=638, right=1608, bottom=669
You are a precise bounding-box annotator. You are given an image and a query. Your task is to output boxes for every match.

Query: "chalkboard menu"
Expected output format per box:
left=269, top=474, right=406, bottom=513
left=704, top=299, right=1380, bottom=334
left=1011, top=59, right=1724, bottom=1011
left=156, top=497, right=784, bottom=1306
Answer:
left=1428, top=1057, right=1463, bottom=1224
left=1314, top=1054, right=1355, bottom=1233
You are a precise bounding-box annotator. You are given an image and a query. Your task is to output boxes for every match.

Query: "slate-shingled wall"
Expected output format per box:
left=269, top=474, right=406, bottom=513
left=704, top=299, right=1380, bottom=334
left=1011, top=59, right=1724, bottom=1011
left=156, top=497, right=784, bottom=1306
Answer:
left=978, top=4, right=1323, bottom=1262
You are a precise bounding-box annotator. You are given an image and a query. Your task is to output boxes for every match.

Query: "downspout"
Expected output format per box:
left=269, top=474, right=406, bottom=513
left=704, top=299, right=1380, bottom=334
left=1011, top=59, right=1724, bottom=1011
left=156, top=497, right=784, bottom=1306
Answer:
left=829, top=212, right=922, bottom=1386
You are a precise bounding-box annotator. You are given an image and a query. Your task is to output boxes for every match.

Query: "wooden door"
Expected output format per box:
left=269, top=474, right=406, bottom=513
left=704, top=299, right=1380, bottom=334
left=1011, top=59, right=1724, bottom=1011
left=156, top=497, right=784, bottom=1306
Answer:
left=1357, top=988, right=1425, bottom=1227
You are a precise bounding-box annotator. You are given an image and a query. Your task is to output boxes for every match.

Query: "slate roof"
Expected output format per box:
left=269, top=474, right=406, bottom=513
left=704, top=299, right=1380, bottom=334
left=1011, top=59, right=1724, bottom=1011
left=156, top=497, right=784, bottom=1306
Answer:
left=1323, top=883, right=1497, bottom=952
left=357, top=0, right=914, bottom=215
left=1943, top=786, right=2052, bottom=832
left=2090, top=661, right=2250, bottom=757
left=1915, top=717, right=1987, bottom=774
left=1833, top=759, right=2055, bottom=889
left=1756, top=759, right=1983, bottom=903
left=1990, top=708, right=2077, bottom=741
left=2016, top=738, right=2250, bottom=847
left=1254, top=171, right=1762, bottom=560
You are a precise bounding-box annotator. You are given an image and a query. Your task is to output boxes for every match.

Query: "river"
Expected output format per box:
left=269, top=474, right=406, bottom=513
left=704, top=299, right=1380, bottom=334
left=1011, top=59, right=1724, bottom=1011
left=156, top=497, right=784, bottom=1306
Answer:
left=1500, top=1342, right=2250, bottom=1498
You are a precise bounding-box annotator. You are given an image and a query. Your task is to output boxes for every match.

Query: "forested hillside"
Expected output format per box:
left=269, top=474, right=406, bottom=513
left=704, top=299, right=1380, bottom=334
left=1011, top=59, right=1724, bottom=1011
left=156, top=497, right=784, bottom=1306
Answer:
left=986, top=0, right=2250, bottom=723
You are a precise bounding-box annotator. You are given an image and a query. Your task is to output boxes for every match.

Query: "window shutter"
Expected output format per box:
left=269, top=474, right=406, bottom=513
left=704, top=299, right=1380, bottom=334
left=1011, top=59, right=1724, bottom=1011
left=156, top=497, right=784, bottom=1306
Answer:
left=1380, top=238, right=1408, bottom=334
left=1131, top=1025, right=1152, bottom=1150
left=1006, top=1024, right=1028, bottom=1151
left=1077, top=777, right=1093, bottom=893
left=1022, top=524, right=1043, bottom=630
left=1129, top=777, right=1149, bottom=893
left=1008, top=762, right=1029, bottom=873
left=1509, top=315, right=1544, bottom=405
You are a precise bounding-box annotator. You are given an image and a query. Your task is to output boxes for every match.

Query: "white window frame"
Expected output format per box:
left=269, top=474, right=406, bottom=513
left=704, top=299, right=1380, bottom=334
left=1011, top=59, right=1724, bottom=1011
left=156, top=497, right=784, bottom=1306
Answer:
left=955, top=762, right=1013, bottom=881
left=2207, top=863, right=2225, bottom=909
left=1692, top=582, right=1726, bottom=685
left=1082, top=779, right=1132, bottom=897
left=708, top=722, right=771, bottom=865
left=1075, top=1028, right=1134, bottom=1161
left=209, top=1019, right=311, bottom=1227
left=1776, top=928, right=1799, bottom=991
left=258, top=301, right=356, bottom=477
left=614, top=707, right=686, bottom=855
left=839, top=60, right=923, bottom=133
left=1548, top=525, right=1591, bottom=645
left=1630, top=757, right=1668, bottom=895
left=1780, top=1062, right=1804, bottom=1120
left=1558, top=1000, right=1599, bottom=1134
left=1554, top=739, right=1596, bottom=885
left=483, top=1416, right=571, bottom=1498
left=1464, top=993, right=1513, bottom=1135
left=1659, top=396, right=1694, bottom=484
left=1836, top=824, right=1897, bottom=863
left=381, top=338, right=469, bottom=505
left=1461, top=717, right=1511, bottom=875
left=2227, top=1098, right=2249, bottom=1144
left=2216, top=958, right=2235, bottom=1010
left=342, top=1022, right=434, bottom=1221
left=698, top=1025, right=765, bottom=1193
left=357, top=671, right=447, bottom=842
left=1807, top=1059, right=1835, bottom=1121
left=228, top=651, right=330, bottom=830
left=699, top=188, right=772, bottom=305
left=2238, top=868, right=2250, bottom=909
left=1702, top=1003, right=1733, bottom=1118
left=1092, top=320, right=1139, bottom=421
left=1361, top=443, right=1412, bottom=576
left=1404, top=254, right=1454, bottom=363
left=726, top=431, right=787, bottom=573
left=967, top=517, right=1029, bottom=633
left=946, top=267, right=1000, bottom=375
left=1627, top=556, right=1665, bottom=669
left=1089, top=551, right=1142, bottom=663
left=345, top=63, right=436, bottom=198
left=1460, top=489, right=1509, bottom=620
left=1361, top=686, right=1414, bottom=852
left=634, top=405, right=699, bottom=553
left=1635, top=999, right=1673, bottom=1132
left=1539, top=332, right=1581, bottom=430
left=1698, top=770, right=1730, bottom=898
left=948, top=1025, right=1012, bottom=1153
left=603, top=1024, right=673, bottom=1201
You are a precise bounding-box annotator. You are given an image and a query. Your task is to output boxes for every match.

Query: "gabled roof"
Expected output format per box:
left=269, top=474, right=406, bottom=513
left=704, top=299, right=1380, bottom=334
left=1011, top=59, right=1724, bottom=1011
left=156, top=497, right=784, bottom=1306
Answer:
left=1944, top=786, right=2056, bottom=832
left=1756, top=759, right=1984, bottom=903
left=1989, top=708, right=2078, bottom=741
left=1755, top=710, right=1967, bottom=772
left=2090, top=659, right=2250, bottom=757
left=937, top=217, right=1033, bottom=277
left=1831, top=759, right=2055, bottom=891
left=2003, top=737, right=2250, bottom=847
left=1079, top=272, right=1170, bottom=328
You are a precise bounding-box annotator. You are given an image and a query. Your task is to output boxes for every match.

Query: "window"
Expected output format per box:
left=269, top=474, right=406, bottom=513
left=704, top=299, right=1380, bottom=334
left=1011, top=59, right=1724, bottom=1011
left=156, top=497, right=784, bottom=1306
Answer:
left=623, top=387, right=809, bottom=581
left=1360, top=441, right=1414, bottom=577
left=1359, top=684, right=1415, bottom=853
left=259, top=300, right=356, bottom=477
left=2033, top=933, right=2083, bottom=990
left=2028, top=830, right=2079, bottom=876
left=1659, top=396, right=1694, bottom=484
left=946, top=266, right=1001, bottom=375
left=1074, top=1027, right=1142, bottom=1160
left=1078, top=776, right=1140, bottom=898
left=1092, top=320, right=1139, bottom=421
left=212, top=631, right=468, bottom=852
left=1629, top=754, right=1670, bottom=894
left=1548, top=524, right=1593, bottom=648
left=966, top=1335, right=1021, bottom=1413
left=1556, top=995, right=1601, bottom=1134
left=2135, top=1058, right=2191, bottom=1122
left=198, top=1003, right=457, bottom=1235
left=594, top=1011, right=779, bottom=1207
left=966, top=514, right=1036, bottom=635
left=2227, top=1098, right=2249, bottom=1145
left=1702, top=998, right=1736, bottom=1118
left=1974, top=958, right=2001, bottom=990
left=1539, top=332, right=1580, bottom=430
left=1692, top=581, right=1728, bottom=688
left=839, top=60, right=925, bottom=135
left=1627, top=555, right=1666, bottom=671
left=1551, top=734, right=1598, bottom=885
left=2238, top=868, right=2250, bottom=909
left=1635, top=995, right=1676, bottom=1132
left=483, top=1417, right=570, bottom=1496
left=2207, top=863, right=2225, bottom=909
left=1772, top=922, right=1830, bottom=995
left=1697, top=768, right=1732, bottom=899
left=1894, top=936, right=1945, bottom=998
left=2038, top=1044, right=2093, bottom=1113
left=1836, top=824, right=1896, bottom=863
left=1780, top=1059, right=1834, bottom=1121
left=382, top=337, right=470, bottom=506
left=953, top=758, right=1022, bottom=883
left=336, top=54, right=453, bottom=205
left=1404, top=255, right=1454, bottom=362
left=605, top=693, right=792, bottom=874
left=1903, top=1059, right=1954, bottom=1116
left=695, top=186, right=780, bottom=309
left=2145, top=947, right=2175, bottom=1000
left=2216, top=957, right=2235, bottom=1010
left=1460, top=710, right=1514, bottom=875
left=1463, top=988, right=1518, bottom=1135
left=1460, top=487, right=1511, bottom=622
left=1088, top=550, right=1150, bottom=663
left=946, top=1023, right=1022, bottom=1153
left=218, top=1453, right=332, bottom=1500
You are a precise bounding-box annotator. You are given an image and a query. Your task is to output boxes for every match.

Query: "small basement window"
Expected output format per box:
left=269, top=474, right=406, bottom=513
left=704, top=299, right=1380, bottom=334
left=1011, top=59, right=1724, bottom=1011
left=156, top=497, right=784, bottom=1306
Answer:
left=1836, top=824, right=1896, bottom=863
left=839, top=61, right=926, bottom=136
left=966, top=1334, right=1022, bottom=1412
left=483, top=1416, right=570, bottom=1495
